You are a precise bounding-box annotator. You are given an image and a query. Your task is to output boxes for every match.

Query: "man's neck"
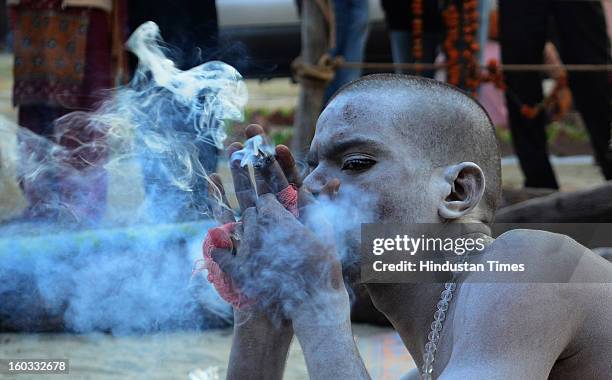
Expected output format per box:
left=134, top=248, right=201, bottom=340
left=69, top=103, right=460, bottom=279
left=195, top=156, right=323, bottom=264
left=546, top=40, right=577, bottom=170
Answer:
left=366, top=281, right=445, bottom=359
left=364, top=223, right=494, bottom=363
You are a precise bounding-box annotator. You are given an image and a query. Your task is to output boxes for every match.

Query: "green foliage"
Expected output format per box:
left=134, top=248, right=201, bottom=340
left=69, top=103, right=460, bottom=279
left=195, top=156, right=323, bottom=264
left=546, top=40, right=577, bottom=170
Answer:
left=495, top=118, right=587, bottom=146
left=270, top=128, right=293, bottom=146
left=495, top=126, right=512, bottom=144
left=546, top=121, right=588, bottom=142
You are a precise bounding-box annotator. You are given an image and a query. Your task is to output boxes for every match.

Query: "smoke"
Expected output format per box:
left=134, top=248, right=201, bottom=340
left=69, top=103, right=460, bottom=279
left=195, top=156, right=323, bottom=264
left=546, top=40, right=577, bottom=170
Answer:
left=229, top=134, right=274, bottom=168
left=0, top=22, right=246, bottom=333
left=212, top=133, right=377, bottom=322
left=304, top=187, right=375, bottom=271
left=223, top=178, right=375, bottom=322
left=0, top=20, right=376, bottom=332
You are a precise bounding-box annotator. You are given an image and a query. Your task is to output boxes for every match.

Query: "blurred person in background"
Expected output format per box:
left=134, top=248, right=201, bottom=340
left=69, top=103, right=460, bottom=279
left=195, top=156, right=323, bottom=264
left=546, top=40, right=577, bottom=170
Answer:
left=127, top=0, right=219, bottom=221
left=476, top=0, right=493, bottom=66
left=127, top=0, right=218, bottom=74
left=1, top=0, right=8, bottom=51
left=380, top=0, right=442, bottom=78
left=323, top=0, right=369, bottom=104
left=8, top=0, right=117, bottom=222
left=500, top=0, right=612, bottom=189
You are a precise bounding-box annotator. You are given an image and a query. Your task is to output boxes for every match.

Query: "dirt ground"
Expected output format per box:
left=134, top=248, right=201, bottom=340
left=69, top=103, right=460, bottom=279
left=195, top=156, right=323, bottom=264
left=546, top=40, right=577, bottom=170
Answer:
left=0, top=324, right=414, bottom=380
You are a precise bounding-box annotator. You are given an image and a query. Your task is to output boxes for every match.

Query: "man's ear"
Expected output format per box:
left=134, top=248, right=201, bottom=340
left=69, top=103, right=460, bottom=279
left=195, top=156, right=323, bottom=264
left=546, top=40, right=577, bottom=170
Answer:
left=438, top=162, right=486, bottom=220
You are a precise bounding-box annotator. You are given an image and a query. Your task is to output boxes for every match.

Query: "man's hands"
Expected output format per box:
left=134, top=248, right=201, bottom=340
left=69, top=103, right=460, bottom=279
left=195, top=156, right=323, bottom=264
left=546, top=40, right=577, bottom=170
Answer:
left=216, top=193, right=345, bottom=318
left=205, top=124, right=369, bottom=380
left=206, top=124, right=345, bottom=319
left=204, top=124, right=301, bottom=380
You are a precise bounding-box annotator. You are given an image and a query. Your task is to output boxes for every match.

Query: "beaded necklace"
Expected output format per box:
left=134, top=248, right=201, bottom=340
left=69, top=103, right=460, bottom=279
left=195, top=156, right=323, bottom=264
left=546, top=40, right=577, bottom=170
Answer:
left=420, top=234, right=491, bottom=379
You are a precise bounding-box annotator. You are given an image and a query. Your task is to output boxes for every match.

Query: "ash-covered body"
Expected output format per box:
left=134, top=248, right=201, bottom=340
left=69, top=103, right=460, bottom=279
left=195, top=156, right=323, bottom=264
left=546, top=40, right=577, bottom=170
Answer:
left=215, top=75, right=612, bottom=380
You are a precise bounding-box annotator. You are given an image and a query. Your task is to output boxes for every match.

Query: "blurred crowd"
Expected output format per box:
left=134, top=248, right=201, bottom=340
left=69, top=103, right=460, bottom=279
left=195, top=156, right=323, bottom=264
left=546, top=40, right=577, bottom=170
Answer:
left=2, top=0, right=220, bottom=223
left=0, top=0, right=610, bottom=225
left=327, top=0, right=610, bottom=190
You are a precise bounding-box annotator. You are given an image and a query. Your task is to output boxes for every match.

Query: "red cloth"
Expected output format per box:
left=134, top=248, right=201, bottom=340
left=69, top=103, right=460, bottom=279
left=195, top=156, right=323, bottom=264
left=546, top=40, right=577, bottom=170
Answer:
left=202, top=222, right=253, bottom=308
left=202, top=185, right=299, bottom=308
left=276, top=184, right=299, bottom=216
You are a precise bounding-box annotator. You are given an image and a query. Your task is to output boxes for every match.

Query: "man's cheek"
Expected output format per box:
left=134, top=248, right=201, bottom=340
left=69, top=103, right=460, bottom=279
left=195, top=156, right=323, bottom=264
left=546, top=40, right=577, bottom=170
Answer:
left=375, top=192, right=401, bottom=221
left=363, top=176, right=406, bottom=221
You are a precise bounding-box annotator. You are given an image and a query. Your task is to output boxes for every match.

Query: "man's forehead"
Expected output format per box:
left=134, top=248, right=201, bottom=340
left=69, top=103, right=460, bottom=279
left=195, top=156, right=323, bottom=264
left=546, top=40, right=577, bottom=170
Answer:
left=312, top=115, right=381, bottom=158
left=318, top=94, right=380, bottom=133
left=312, top=91, right=408, bottom=151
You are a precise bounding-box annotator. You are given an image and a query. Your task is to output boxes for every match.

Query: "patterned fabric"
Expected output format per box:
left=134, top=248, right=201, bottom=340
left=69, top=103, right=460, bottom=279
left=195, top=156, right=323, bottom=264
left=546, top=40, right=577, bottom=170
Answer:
left=276, top=184, right=299, bottom=217
left=10, top=4, right=90, bottom=108
left=8, top=0, right=62, bottom=9
left=11, top=2, right=112, bottom=221
left=8, top=0, right=112, bottom=12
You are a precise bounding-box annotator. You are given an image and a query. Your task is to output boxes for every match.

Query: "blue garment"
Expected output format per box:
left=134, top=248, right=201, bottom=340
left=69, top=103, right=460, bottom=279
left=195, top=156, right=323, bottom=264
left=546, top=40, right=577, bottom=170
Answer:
left=388, top=30, right=439, bottom=78
left=477, top=0, right=492, bottom=64
left=324, top=0, right=370, bottom=103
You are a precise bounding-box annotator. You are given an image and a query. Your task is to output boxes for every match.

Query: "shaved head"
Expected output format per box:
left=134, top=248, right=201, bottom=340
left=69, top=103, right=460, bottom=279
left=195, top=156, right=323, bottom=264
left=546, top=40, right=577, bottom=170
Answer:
left=329, top=74, right=502, bottom=222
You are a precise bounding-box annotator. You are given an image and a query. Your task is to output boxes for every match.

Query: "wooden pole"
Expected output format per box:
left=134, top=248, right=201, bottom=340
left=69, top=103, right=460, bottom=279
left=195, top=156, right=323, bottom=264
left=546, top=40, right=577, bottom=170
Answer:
left=291, top=0, right=330, bottom=158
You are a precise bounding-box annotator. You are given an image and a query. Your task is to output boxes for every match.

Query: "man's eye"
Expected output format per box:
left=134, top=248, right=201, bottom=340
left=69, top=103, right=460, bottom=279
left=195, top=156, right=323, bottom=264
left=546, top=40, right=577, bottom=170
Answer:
left=341, top=158, right=375, bottom=172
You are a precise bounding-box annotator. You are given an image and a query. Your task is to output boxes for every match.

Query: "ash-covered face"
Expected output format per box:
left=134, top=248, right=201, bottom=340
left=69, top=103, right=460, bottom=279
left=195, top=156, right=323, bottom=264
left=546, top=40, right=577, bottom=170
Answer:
left=304, top=92, right=445, bottom=231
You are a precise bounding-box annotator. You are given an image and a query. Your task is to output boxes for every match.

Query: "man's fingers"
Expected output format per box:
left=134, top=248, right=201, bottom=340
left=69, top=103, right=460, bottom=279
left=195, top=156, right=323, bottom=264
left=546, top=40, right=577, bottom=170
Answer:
left=244, top=125, right=291, bottom=195
left=255, top=155, right=290, bottom=195
left=242, top=206, right=257, bottom=225
left=298, top=188, right=316, bottom=210
left=207, top=173, right=235, bottom=224
left=244, top=124, right=265, bottom=139
left=243, top=124, right=276, bottom=195
left=256, top=193, right=295, bottom=227
left=243, top=124, right=269, bottom=195
left=211, top=247, right=238, bottom=278
left=275, top=145, right=303, bottom=186
left=256, top=193, right=290, bottom=214
left=241, top=206, right=261, bottom=255
left=228, top=142, right=257, bottom=212
left=231, top=126, right=298, bottom=211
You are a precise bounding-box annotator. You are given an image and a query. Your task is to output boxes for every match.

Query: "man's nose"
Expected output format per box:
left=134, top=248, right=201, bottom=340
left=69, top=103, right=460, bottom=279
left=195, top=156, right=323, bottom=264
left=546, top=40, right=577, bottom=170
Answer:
left=303, top=170, right=327, bottom=196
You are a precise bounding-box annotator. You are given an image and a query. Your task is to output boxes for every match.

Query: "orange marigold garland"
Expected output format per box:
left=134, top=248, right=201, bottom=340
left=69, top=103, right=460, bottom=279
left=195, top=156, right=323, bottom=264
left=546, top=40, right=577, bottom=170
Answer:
left=442, top=0, right=479, bottom=90
left=462, top=0, right=480, bottom=96
left=439, top=1, right=569, bottom=121
left=412, top=0, right=424, bottom=73
left=442, top=3, right=461, bottom=86
left=483, top=58, right=506, bottom=91
left=442, top=1, right=503, bottom=96
left=520, top=104, right=540, bottom=119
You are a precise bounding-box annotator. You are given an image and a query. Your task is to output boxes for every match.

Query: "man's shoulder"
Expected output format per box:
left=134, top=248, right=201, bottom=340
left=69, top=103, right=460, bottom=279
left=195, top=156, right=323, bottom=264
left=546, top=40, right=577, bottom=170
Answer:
left=475, top=228, right=612, bottom=283
left=494, top=229, right=588, bottom=272
left=492, top=228, right=582, bottom=257
left=452, top=231, right=612, bottom=371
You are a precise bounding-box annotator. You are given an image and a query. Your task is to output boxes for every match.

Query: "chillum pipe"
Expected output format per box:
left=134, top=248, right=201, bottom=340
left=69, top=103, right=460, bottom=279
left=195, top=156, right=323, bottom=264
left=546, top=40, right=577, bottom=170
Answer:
left=254, top=150, right=290, bottom=195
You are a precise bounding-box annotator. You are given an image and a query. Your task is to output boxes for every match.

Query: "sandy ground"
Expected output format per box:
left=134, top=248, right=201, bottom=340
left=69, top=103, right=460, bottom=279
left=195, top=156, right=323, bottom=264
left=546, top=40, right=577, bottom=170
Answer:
left=0, top=52, right=606, bottom=379
left=0, top=324, right=414, bottom=380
